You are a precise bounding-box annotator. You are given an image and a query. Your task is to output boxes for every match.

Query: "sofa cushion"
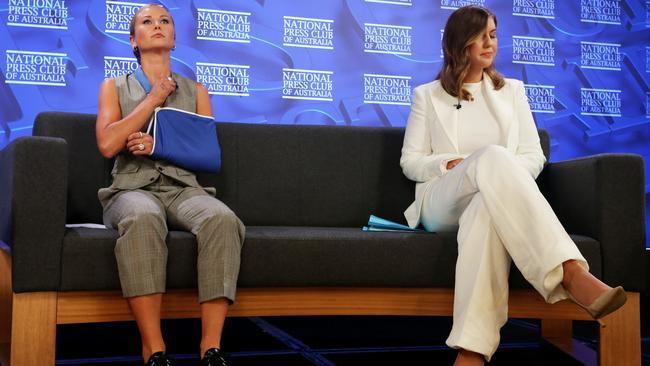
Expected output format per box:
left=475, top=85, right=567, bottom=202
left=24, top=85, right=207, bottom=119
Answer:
left=59, top=226, right=602, bottom=292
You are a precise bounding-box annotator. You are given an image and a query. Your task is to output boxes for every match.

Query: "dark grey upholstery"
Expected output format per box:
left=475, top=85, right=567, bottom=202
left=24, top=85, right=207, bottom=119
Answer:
left=0, top=112, right=645, bottom=294
left=0, top=136, right=68, bottom=292
left=59, top=226, right=602, bottom=291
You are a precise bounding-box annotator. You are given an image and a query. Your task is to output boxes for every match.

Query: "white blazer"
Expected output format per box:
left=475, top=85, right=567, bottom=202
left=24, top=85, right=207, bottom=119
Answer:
left=400, top=75, right=546, bottom=228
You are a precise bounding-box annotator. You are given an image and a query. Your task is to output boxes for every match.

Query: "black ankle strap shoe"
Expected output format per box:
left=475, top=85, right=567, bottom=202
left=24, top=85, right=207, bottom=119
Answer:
left=201, top=348, right=229, bottom=366
left=145, top=351, right=175, bottom=366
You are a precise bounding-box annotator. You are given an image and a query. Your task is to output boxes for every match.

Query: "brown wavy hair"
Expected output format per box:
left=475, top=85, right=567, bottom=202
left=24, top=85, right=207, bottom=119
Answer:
left=438, top=6, right=504, bottom=101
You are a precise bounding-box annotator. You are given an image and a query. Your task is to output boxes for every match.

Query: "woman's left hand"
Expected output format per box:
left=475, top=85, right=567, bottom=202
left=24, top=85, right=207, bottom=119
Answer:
left=446, top=158, right=464, bottom=170
left=126, top=131, right=154, bottom=155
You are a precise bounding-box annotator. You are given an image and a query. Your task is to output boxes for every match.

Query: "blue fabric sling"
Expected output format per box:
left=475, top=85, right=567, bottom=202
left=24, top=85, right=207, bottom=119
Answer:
left=135, top=68, right=221, bottom=173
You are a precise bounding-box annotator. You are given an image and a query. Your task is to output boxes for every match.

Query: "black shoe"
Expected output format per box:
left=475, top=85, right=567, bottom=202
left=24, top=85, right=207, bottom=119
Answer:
left=145, top=351, right=175, bottom=366
left=201, top=348, right=229, bottom=366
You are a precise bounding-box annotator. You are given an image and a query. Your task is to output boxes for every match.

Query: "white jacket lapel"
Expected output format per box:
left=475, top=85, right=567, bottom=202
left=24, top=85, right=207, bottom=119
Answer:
left=430, top=84, right=460, bottom=153
left=482, top=74, right=517, bottom=152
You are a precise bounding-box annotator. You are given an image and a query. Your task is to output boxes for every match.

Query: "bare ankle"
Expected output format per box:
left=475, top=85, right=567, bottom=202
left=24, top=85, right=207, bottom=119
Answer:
left=199, top=343, right=220, bottom=358
left=142, top=344, right=166, bottom=362
left=561, top=260, right=580, bottom=286
left=454, top=349, right=485, bottom=366
left=563, top=261, right=612, bottom=306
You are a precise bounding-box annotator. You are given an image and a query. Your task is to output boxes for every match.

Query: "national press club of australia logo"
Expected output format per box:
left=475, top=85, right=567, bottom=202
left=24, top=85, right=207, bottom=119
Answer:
left=196, top=8, right=251, bottom=43
left=282, top=68, right=333, bottom=102
left=440, top=0, right=485, bottom=10
left=7, top=0, right=69, bottom=30
left=581, top=0, right=621, bottom=25
left=512, top=36, right=555, bottom=66
left=581, top=41, right=621, bottom=71
left=105, top=1, right=144, bottom=34
left=195, top=63, right=250, bottom=97
left=364, top=23, right=412, bottom=56
left=283, top=16, right=334, bottom=50
left=581, top=88, right=621, bottom=117
left=5, top=49, right=67, bottom=86
left=524, top=85, right=555, bottom=114
left=363, top=74, right=411, bottom=106
left=512, top=0, right=555, bottom=19
left=104, top=56, right=138, bottom=78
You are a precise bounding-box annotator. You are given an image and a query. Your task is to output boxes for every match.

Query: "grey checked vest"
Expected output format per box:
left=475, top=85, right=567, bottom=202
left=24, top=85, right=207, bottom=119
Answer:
left=98, top=72, right=215, bottom=206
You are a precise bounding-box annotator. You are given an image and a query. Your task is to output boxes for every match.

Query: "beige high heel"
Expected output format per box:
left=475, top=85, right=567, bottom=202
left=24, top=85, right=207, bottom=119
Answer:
left=567, top=286, right=627, bottom=326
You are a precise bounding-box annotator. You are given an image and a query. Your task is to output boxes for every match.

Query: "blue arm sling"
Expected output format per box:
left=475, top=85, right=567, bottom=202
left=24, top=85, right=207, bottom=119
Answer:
left=135, top=68, right=221, bottom=173
left=146, top=107, right=221, bottom=173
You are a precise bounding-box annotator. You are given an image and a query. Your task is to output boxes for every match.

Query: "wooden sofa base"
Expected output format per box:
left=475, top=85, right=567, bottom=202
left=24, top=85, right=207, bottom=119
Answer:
left=2, top=288, right=641, bottom=366
left=0, top=248, right=12, bottom=366
left=0, top=251, right=641, bottom=366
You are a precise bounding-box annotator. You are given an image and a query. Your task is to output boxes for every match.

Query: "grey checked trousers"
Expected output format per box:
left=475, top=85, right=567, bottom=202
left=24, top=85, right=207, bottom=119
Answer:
left=103, top=177, right=244, bottom=303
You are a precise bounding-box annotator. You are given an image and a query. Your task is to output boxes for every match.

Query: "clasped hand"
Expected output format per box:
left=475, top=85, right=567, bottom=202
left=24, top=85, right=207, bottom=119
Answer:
left=127, top=131, right=154, bottom=155
left=447, top=158, right=464, bottom=170
left=149, top=76, right=177, bottom=107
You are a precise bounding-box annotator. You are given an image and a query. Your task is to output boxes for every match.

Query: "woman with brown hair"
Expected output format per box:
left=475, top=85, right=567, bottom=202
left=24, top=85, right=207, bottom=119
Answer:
left=400, top=6, right=627, bottom=365
left=96, top=4, right=243, bottom=366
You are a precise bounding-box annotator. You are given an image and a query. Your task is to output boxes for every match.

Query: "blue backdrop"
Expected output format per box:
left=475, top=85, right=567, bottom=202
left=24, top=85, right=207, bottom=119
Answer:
left=1, top=0, right=649, bottom=246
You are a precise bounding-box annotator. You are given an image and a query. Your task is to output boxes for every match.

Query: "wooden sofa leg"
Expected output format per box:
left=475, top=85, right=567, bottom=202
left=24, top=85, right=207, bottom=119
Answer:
left=541, top=319, right=597, bottom=365
left=598, top=292, right=640, bottom=366
left=0, top=248, right=12, bottom=366
left=10, top=292, right=57, bottom=366
left=541, top=318, right=572, bottom=348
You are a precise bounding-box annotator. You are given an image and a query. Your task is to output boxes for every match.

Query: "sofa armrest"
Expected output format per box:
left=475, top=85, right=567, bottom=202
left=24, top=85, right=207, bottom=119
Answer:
left=543, top=153, right=646, bottom=291
left=0, top=136, right=68, bottom=292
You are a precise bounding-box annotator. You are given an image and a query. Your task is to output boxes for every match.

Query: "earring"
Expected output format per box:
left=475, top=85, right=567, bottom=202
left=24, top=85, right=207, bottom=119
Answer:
left=171, top=46, right=176, bottom=51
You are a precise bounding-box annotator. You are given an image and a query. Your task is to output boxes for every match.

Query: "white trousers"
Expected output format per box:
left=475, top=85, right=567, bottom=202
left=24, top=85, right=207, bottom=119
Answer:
left=420, top=145, right=587, bottom=361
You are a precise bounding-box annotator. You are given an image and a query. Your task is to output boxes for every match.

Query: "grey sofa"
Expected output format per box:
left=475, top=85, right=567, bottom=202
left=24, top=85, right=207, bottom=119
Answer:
left=0, top=111, right=646, bottom=365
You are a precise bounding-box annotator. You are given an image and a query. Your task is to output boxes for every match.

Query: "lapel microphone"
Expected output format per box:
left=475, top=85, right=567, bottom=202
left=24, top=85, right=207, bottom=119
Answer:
left=454, top=102, right=462, bottom=110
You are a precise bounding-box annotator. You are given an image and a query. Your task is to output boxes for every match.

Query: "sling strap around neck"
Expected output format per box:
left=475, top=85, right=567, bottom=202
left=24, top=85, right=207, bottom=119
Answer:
left=133, top=67, right=152, bottom=94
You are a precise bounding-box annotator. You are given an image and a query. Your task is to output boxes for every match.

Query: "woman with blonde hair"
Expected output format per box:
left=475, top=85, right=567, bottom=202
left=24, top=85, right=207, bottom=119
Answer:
left=96, top=4, right=243, bottom=365
left=400, top=6, right=627, bottom=365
